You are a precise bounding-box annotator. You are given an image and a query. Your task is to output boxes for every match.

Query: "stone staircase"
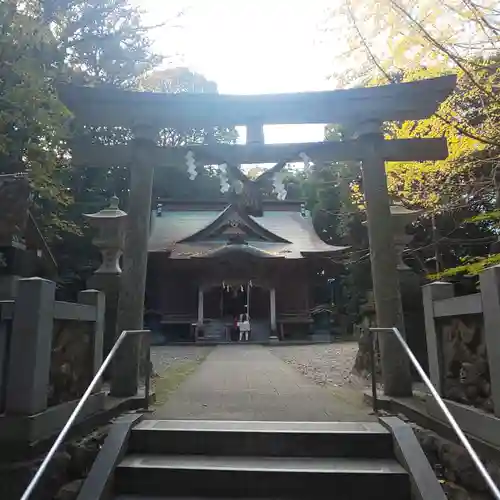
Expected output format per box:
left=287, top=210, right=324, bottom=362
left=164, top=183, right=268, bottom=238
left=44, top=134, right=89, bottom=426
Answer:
left=93, top=419, right=426, bottom=500
left=199, top=319, right=271, bottom=343
left=200, top=319, right=227, bottom=341
left=248, top=319, right=270, bottom=342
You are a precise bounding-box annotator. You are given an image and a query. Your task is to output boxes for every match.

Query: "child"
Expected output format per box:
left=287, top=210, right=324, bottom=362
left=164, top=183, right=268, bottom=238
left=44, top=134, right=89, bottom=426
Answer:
left=238, top=313, right=251, bottom=341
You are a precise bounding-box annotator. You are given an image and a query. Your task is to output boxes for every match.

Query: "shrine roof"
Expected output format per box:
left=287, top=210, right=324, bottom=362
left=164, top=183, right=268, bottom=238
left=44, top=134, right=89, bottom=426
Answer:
left=148, top=201, right=347, bottom=259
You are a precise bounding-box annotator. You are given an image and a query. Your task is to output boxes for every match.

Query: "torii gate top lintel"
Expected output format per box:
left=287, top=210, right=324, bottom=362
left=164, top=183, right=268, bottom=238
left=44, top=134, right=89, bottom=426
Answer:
left=59, top=74, right=456, bottom=129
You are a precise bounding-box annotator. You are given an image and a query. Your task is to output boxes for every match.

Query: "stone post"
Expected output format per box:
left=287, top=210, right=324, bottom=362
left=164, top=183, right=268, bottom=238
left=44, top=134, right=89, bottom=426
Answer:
left=358, top=121, right=412, bottom=397
left=270, top=287, right=277, bottom=333
left=422, top=281, right=454, bottom=393
left=479, top=265, right=500, bottom=417
left=111, top=125, right=158, bottom=397
left=198, top=287, right=204, bottom=324
left=84, top=197, right=127, bottom=366
left=5, top=278, right=56, bottom=414
left=78, top=289, right=105, bottom=392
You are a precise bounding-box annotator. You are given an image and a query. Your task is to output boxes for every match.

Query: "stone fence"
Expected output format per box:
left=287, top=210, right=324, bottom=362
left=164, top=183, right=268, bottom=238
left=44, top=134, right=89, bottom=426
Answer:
left=0, top=277, right=104, bottom=444
left=422, top=265, right=500, bottom=447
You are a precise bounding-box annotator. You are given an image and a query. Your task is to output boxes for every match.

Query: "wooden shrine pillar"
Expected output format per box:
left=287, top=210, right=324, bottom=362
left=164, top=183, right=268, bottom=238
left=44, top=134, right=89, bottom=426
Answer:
left=198, top=288, right=204, bottom=325
left=270, top=287, right=277, bottom=333
left=358, top=121, right=412, bottom=397
left=111, top=124, right=158, bottom=397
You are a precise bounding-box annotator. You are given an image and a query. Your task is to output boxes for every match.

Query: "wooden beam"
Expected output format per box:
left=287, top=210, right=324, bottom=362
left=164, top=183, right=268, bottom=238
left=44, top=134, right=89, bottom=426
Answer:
left=71, top=137, right=449, bottom=168
left=59, top=75, right=457, bottom=128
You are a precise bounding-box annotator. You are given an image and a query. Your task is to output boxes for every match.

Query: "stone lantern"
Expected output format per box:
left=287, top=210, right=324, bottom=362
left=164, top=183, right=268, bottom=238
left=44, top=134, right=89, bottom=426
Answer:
left=84, top=196, right=127, bottom=274
left=84, top=196, right=127, bottom=368
left=356, top=204, right=423, bottom=377
left=0, top=174, right=31, bottom=246
left=390, top=204, right=421, bottom=271
left=0, top=174, right=31, bottom=299
left=390, top=204, right=429, bottom=376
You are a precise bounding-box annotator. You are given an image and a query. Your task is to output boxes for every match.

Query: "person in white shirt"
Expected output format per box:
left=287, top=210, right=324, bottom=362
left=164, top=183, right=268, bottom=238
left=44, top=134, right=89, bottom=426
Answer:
left=238, top=313, right=251, bottom=341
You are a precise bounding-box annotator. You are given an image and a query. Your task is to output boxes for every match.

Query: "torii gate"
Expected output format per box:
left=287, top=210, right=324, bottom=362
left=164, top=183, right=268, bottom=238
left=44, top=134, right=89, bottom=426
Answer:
left=60, top=75, right=456, bottom=398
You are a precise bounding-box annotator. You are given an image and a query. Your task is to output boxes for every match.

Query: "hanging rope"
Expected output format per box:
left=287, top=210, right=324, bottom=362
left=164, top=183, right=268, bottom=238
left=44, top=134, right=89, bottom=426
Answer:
left=272, top=171, right=288, bottom=200
left=185, top=150, right=198, bottom=180
left=299, top=151, right=312, bottom=169
left=219, top=163, right=231, bottom=193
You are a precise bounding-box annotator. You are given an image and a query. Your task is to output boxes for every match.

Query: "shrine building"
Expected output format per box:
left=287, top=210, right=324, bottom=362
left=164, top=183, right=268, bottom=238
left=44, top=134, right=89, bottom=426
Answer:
left=145, top=199, right=346, bottom=342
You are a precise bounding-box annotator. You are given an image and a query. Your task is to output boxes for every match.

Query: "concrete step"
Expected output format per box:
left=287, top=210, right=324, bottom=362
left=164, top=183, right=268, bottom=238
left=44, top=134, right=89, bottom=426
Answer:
left=128, top=420, right=394, bottom=458
left=115, top=454, right=410, bottom=499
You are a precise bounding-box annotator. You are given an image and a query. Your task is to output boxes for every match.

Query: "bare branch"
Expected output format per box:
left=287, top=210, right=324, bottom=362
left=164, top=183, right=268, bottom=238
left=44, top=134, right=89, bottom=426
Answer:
left=466, top=0, right=500, bottom=35
left=388, top=0, right=497, bottom=100
left=344, top=0, right=395, bottom=83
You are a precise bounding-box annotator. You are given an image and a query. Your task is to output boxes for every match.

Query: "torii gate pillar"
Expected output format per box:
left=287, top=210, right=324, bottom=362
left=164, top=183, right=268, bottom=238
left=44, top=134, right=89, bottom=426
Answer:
left=358, top=121, right=412, bottom=397
left=111, top=125, right=157, bottom=397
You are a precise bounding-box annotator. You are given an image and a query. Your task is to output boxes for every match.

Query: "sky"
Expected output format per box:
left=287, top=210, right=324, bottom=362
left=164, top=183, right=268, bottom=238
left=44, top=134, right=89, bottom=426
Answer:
left=135, top=0, right=336, bottom=144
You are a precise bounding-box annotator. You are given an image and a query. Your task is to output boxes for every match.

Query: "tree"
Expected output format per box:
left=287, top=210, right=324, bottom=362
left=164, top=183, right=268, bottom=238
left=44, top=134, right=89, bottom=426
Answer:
left=0, top=1, right=72, bottom=235
left=40, top=0, right=164, bottom=288
left=382, top=66, right=500, bottom=276
left=0, top=0, right=169, bottom=291
left=43, top=0, right=163, bottom=88
left=321, top=2, right=500, bottom=277
left=323, top=1, right=500, bottom=158
left=324, top=0, right=500, bottom=86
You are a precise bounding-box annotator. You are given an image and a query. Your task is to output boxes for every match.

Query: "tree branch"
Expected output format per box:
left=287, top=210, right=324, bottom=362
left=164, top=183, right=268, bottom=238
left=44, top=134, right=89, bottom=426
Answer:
left=434, top=111, right=500, bottom=148
left=388, top=0, right=497, bottom=100
left=345, top=0, right=395, bottom=83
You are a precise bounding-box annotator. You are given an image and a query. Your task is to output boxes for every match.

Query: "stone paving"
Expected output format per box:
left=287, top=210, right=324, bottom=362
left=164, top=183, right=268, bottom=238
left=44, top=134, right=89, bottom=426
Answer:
left=150, top=344, right=374, bottom=421
left=150, top=345, right=212, bottom=374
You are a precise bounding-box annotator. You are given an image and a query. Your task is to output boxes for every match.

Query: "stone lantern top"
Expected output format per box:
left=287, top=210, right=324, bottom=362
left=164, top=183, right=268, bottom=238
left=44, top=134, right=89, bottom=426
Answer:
left=389, top=203, right=422, bottom=234
left=389, top=204, right=420, bottom=216
left=84, top=195, right=127, bottom=220
left=390, top=203, right=422, bottom=271
left=390, top=203, right=421, bottom=223
left=363, top=204, right=421, bottom=230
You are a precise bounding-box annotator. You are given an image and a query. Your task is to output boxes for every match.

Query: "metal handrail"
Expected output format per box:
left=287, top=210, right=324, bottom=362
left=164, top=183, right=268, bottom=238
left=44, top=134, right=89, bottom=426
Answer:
left=370, top=327, right=500, bottom=500
left=21, top=329, right=151, bottom=500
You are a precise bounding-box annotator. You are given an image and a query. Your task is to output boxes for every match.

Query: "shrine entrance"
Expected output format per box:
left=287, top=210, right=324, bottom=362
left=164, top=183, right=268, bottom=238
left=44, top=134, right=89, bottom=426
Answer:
left=200, top=278, right=272, bottom=342
left=221, top=284, right=246, bottom=318
left=204, top=283, right=270, bottom=321
left=203, top=285, right=247, bottom=319
left=61, top=75, right=457, bottom=397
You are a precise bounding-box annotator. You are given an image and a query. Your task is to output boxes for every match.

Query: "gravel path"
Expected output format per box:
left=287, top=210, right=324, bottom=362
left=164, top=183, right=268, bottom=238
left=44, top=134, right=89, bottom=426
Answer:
left=151, top=346, right=213, bottom=375
left=269, top=342, right=368, bottom=391
left=270, top=343, right=429, bottom=398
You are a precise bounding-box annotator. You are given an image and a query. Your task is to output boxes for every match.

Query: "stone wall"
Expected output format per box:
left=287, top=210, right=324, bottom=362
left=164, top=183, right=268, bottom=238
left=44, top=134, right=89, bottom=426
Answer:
left=0, top=278, right=105, bottom=444
left=437, top=315, right=492, bottom=413
left=409, top=419, right=499, bottom=500
left=0, top=425, right=109, bottom=500
left=49, top=320, right=94, bottom=407
left=423, top=266, right=500, bottom=448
